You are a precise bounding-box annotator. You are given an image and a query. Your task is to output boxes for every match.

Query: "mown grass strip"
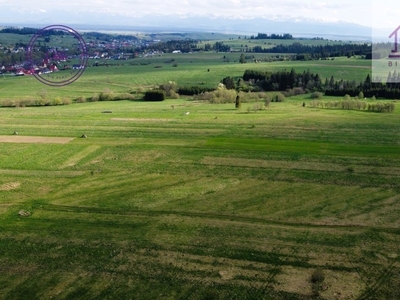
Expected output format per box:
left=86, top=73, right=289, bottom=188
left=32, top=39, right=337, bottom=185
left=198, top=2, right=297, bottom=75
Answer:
left=205, top=137, right=400, bottom=158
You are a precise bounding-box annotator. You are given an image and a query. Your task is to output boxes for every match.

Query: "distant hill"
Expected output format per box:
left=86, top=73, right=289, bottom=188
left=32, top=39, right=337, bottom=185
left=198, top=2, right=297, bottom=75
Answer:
left=0, top=10, right=371, bottom=40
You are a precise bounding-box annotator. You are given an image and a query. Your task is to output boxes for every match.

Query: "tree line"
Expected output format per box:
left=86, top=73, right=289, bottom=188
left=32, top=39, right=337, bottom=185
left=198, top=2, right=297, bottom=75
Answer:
left=0, top=27, right=64, bottom=36
left=143, top=40, right=200, bottom=53
left=243, top=69, right=322, bottom=91
left=249, top=33, right=293, bottom=40
left=241, top=69, right=400, bottom=99
left=251, top=42, right=371, bottom=59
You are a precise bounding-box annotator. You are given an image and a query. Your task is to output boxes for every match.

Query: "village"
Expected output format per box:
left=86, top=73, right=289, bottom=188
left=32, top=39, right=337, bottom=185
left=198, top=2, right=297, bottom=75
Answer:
left=0, top=32, right=157, bottom=76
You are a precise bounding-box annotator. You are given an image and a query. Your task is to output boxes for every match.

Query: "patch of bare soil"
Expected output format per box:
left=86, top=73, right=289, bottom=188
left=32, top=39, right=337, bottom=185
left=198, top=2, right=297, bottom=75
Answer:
left=0, top=182, right=20, bottom=191
left=0, top=136, right=73, bottom=144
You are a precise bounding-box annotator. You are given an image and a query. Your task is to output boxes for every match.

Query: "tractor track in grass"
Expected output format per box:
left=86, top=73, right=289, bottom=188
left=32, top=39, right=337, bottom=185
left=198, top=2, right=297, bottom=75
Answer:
left=35, top=204, right=400, bottom=235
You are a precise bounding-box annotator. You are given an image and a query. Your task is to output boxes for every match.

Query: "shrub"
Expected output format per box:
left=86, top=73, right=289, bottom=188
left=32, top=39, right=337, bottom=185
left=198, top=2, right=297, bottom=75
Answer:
left=293, top=87, right=305, bottom=95
left=160, top=81, right=179, bottom=98
left=310, top=92, right=323, bottom=99
left=238, top=91, right=260, bottom=102
left=169, top=90, right=180, bottom=99
left=144, top=90, right=165, bottom=101
left=311, top=268, right=325, bottom=297
left=52, top=97, right=63, bottom=106
left=16, top=99, right=33, bottom=107
left=1, top=100, right=14, bottom=107
left=90, top=95, right=99, bottom=102
left=194, top=87, right=237, bottom=104
left=76, top=96, right=87, bottom=103
left=274, top=93, right=285, bottom=102
left=179, top=86, right=214, bottom=96
left=210, top=87, right=237, bottom=104
left=112, top=93, right=136, bottom=101
left=99, top=89, right=114, bottom=101
left=62, top=98, right=72, bottom=105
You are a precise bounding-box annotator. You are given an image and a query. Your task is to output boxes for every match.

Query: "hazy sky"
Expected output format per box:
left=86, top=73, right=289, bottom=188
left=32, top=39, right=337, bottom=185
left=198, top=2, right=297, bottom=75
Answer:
left=1, top=0, right=399, bottom=29
left=0, top=0, right=376, bottom=25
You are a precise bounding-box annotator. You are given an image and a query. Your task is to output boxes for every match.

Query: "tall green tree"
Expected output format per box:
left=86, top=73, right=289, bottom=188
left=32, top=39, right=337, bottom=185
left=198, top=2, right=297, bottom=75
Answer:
left=222, top=77, right=236, bottom=90
left=239, top=54, right=245, bottom=64
left=235, top=94, right=241, bottom=109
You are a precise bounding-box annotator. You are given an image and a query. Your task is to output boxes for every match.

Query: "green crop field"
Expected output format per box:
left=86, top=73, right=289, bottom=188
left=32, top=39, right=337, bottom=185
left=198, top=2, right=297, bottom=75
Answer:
left=0, top=34, right=400, bottom=299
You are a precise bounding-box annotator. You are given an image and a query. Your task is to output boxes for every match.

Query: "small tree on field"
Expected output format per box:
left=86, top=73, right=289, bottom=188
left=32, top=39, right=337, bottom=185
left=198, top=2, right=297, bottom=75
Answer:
left=222, top=77, right=236, bottom=90
left=264, top=95, right=272, bottom=109
left=239, top=53, right=245, bottom=64
left=235, top=94, right=241, bottom=109
left=144, top=90, right=165, bottom=101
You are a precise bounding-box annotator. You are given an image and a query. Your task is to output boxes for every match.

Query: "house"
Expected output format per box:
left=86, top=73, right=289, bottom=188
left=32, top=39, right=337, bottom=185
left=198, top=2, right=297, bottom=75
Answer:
left=72, top=64, right=84, bottom=70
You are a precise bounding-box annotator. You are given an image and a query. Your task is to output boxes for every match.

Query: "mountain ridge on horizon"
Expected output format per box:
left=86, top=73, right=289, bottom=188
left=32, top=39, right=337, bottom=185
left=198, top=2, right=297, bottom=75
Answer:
left=0, top=10, right=374, bottom=40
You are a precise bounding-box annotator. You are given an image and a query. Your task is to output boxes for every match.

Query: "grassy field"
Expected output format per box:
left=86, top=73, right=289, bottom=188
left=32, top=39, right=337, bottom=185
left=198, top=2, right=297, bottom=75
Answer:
left=0, top=52, right=372, bottom=101
left=0, top=96, right=399, bottom=299
left=1, top=34, right=399, bottom=299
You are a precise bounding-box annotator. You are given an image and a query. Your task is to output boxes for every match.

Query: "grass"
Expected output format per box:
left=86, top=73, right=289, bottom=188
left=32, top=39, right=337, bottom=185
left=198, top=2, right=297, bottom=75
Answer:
left=0, top=97, right=399, bottom=299
left=1, top=52, right=372, bottom=100
left=0, top=34, right=398, bottom=298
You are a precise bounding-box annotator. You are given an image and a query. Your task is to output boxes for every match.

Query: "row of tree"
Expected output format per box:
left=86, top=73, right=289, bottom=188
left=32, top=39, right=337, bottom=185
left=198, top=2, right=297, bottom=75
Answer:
left=251, top=42, right=371, bottom=59
left=240, top=69, right=400, bottom=99
left=144, top=40, right=200, bottom=53
left=0, top=27, right=65, bottom=36
left=243, top=69, right=322, bottom=91
left=249, top=33, right=293, bottom=40
left=310, top=99, right=396, bottom=113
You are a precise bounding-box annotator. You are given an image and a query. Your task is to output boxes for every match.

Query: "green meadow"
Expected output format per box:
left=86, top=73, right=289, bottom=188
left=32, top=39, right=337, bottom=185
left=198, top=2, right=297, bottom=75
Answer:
left=1, top=45, right=400, bottom=299
left=1, top=52, right=371, bottom=100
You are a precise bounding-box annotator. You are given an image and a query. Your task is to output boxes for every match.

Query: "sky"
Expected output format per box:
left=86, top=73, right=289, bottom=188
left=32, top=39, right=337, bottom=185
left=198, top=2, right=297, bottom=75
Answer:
left=1, top=0, right=399, bottom=30
left=0, top=0, right=373, bottom=25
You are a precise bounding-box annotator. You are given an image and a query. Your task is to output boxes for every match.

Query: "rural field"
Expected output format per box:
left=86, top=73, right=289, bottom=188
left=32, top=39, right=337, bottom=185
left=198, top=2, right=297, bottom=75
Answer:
left=0, top=36, right=400, bottom=299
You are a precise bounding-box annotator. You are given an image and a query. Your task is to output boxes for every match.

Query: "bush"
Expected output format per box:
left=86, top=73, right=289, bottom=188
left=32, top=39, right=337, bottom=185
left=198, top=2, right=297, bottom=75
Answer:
left=99, top=89, right=114, bottom=101
left=144, top=90, right=165, bottom=101
left=16, top=99, right=34, bottom=107
left=193, top=86, right=237, bottom=104
left=90, top=95, right=99, bottom=102
left=112, top=93, right=136, bottom=101
left=52, top=97, right=63, bottom=106
left=237, top=91, right=262, bottom=102
left=76, top=96, right=87, bottom=103
left=274, top=93, right=285, bottom=102
left=310, top=92, right=323, bottom=99
left=1, top=100, right=14, bottom=107
left=178, top=86, right=214, bottom=96
left=311, top=268, right=325, bottom=283
left=159, top=81, right=179, bottom=98
left=62, top=98, right=72, bottom=105
left=169, top=90, right=180, bottom=99
left=311, top=268, right=325, bottom=297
